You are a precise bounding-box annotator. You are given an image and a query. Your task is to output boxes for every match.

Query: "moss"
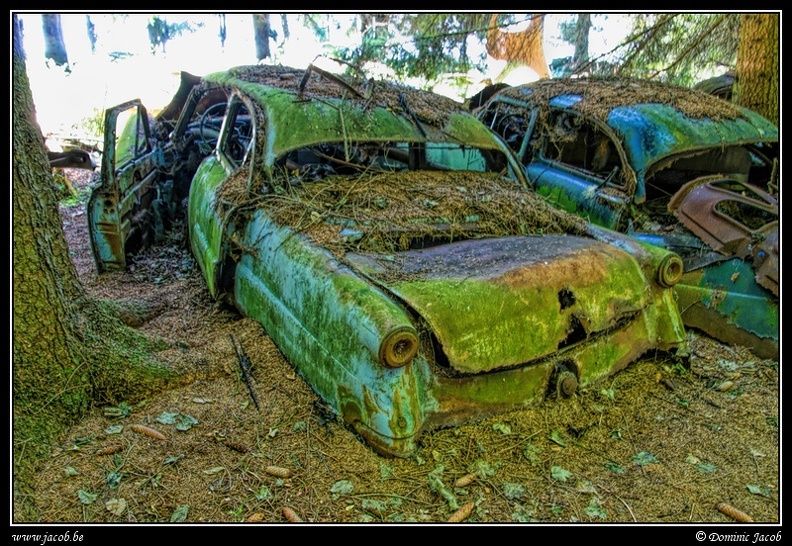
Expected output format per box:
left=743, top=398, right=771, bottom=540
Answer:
left=13, top=300, right=180, bottom=520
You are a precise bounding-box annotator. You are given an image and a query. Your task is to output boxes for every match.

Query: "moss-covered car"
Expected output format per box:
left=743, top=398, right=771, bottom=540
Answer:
left=89, top=65, right=688, bottom=456
left=477, top=78, right=779, bottom=359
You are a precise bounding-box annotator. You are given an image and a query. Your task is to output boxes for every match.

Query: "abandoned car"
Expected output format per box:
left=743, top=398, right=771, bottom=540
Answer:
left=476, top=78, right=779, bottom=359
left=88, top=65, right=688, bottom=456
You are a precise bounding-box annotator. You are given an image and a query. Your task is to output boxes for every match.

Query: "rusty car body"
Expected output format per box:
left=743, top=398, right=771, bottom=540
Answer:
left=477, top=78, right=779, bottom=359
left=88, top=65, right=688, bottom=456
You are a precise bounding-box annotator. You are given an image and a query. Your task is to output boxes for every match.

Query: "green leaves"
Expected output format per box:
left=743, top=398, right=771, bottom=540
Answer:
left=584, top=499, right=607, bottom=520
left=255, top=485, right=272, bottom=501
left=502, top=482, right=526, bottom=500
left=599, top=387, right=615, bottom=401
left=330, top=479, right=354, bottom=499
left=170, top=504, right=189, bottom=522
left=631, top=451, right=658, bottom=466
left=104, top=424, right=123, bottom=435
left=77, top=490, right=97, bottom=505
left=155, top=411, right=199, bottom=431
left=105, top=470, right=122, bottom=489
left=523, top=443, right=542, bottom=465
left=103, top=401, right=133, bottom=419
left=746, top=484, right=772, bottom=497
left=685, top=454, right=716, bottom=473
left=428, top=465, right=459, bottom=510
left=105, top=498, right=127, bottom=516
left=492, top=422, right=512, bottom=434
left=550, top=466, right=573, bottom=482
left=548, top=429, right=567, bottom=447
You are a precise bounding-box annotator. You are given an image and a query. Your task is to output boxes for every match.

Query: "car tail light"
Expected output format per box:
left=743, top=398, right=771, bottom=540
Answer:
left=657, top=254, right=684, bottom=287
left=379, top=327, right=419, bottom=368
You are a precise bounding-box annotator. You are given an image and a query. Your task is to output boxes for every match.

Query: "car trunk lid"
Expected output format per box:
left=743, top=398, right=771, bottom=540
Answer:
left=345, top=235, right=652, bottom=374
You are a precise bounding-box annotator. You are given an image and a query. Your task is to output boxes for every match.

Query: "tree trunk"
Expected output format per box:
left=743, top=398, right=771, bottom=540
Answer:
left=280, top=14, right=290, bottom=40
left=486, top=14, right=550, bottom=79
left=734, top=13, right=779, bottom=125
left=218, top=14, right=227, bottom=48
left=253, top=13, right=272, bottom=61
left=85, top=15, right=97, bottom=53
left=13, top=15, right=176, bottom=519
left=41, top=13, right=68, bottom=67
left=573, top=13, right=591, bottom=69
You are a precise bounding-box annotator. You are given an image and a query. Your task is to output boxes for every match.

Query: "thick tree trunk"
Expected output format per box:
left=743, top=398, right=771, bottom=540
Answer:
left=14, top=16, right=90, bottom=425
left=573, top=14, right=591, bottom=69
left=85, top=15, right=97, bottom=53
left=13, top=15, right=177, bottom=520
left=280, top=14, right=290, bottom=40
left=735, top=13, right=779, bottom=125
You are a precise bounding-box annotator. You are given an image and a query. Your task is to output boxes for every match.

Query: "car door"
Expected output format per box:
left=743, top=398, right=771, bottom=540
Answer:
left=88, top=100, right=160, bottom=272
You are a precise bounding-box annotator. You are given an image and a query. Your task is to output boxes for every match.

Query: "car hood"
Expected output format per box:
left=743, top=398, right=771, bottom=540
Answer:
left=345, top=235, right=653, bottom=374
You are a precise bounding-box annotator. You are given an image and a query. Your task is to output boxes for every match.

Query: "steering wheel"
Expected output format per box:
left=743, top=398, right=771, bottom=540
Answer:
left=197, top=102, right=227, bottom=149
left=493, top=114, right=526, bottom=151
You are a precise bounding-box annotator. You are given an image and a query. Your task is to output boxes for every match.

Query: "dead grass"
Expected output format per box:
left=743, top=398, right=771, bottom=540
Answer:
left=21, top=168, right=779, bottom=525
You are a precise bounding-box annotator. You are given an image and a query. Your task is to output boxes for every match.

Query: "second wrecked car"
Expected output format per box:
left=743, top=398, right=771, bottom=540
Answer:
left=477, top=78, right=779, bottom=359
left=88, top=65, right=688, bottom=456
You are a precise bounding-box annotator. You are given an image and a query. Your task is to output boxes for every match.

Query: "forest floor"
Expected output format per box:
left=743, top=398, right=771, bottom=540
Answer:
left=23, top=168, right=780, bottom=526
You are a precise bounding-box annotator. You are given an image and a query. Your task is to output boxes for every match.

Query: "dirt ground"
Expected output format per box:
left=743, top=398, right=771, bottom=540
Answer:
left=24, top=168, right=779, bottom=525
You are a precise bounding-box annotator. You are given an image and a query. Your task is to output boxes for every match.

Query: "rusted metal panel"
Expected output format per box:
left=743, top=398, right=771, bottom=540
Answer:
left=669, top=176, right=778, bottom=258
left=228, top=208, right=686, bottom=456
left=88, top=101, right=161, bottom=272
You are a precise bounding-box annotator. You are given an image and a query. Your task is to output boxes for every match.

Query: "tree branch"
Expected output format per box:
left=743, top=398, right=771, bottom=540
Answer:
left=649, top=14, right=727, bottom=79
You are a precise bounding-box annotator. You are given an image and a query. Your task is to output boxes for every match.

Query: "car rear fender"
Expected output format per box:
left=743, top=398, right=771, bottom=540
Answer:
left=674, top=259, right=779, bottom=359
left=232, top=212, right=428, bottom=442
left=188, top=155, right=236, bottom=297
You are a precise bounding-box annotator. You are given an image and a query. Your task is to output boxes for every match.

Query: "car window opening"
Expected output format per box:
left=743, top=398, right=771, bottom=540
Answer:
left=643, top=146, right=757, bottom=226
left=543, top=112, right=622, bottom=183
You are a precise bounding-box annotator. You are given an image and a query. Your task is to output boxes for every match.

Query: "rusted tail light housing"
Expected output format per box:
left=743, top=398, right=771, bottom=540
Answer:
left=379, top=327, right=419, bottom=368
left=657, top=254, right=684, bottom=287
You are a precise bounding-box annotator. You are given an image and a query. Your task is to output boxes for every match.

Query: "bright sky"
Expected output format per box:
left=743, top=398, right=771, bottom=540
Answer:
left=16, top=12, right=632, bottom=145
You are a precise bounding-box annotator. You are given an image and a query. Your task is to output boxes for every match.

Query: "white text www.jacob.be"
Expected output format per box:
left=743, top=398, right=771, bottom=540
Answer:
left=11, top=531, right=84, bottom=545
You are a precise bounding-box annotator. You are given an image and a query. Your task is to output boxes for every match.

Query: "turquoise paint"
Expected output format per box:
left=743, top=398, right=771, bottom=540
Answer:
left=683, top=259, right=779, bottom=337
left=606, top=104, right=777, bottom=202
left=489, top=89, right=779, bottom=354
left=181, top=69, right=692, bottom=455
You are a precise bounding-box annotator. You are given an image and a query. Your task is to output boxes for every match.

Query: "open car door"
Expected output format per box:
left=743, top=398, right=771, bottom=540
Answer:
left=88, top=100, right=161, bottom=272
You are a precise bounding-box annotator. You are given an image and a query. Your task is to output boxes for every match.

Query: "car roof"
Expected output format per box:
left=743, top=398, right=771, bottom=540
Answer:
left=494, top=78, right=778, bottom=173
left=202, top=65, right=506, bottom=163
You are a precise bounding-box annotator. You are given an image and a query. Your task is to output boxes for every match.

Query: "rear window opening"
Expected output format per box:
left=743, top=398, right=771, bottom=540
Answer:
left=256, top=169, right=589, bottom=258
